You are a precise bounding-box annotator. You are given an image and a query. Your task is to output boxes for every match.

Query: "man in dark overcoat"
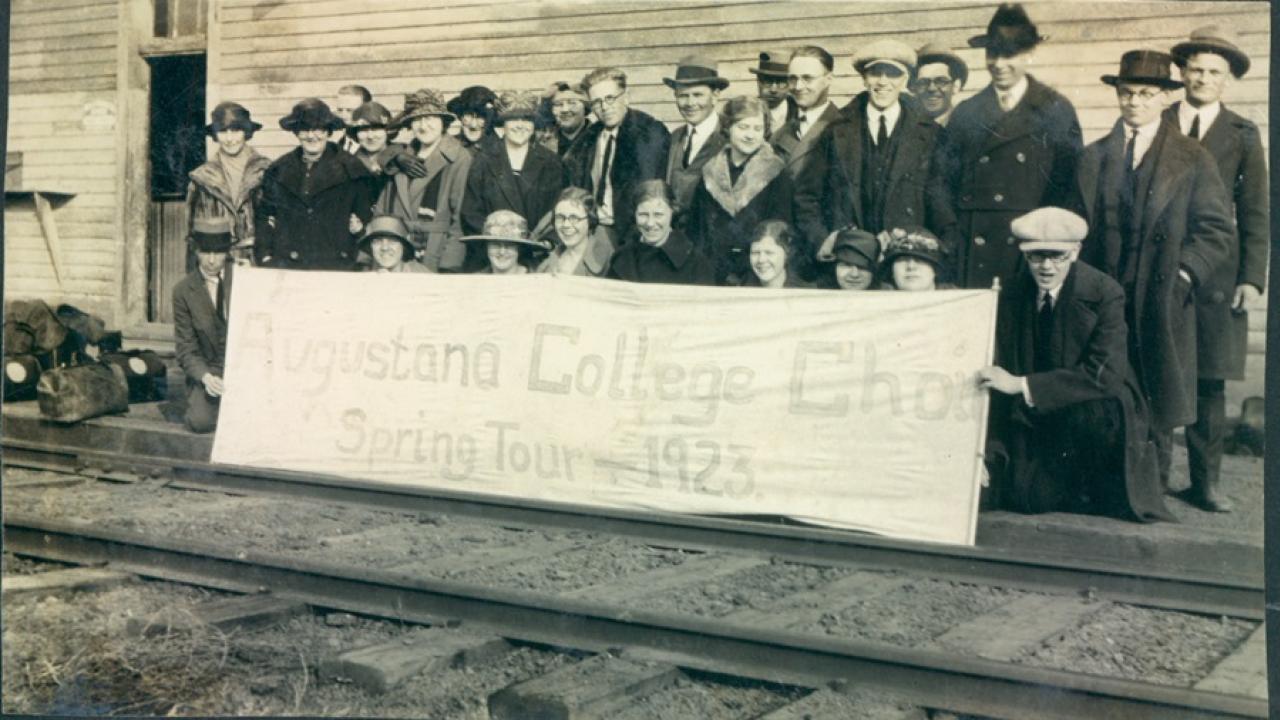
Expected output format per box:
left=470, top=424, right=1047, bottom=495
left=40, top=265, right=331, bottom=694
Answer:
left=172, top=217, right=235, bottom=434
left=751, top=50, right=798, bottom=140
left=573, top=67, right=671, bottom=246
left=663, top=56, right=729, bottom=223
left=795, top=40, right=949, bottom=278
left=979, top=209, right=1172, bottom=522
left=1165, top=26, right=1269, bottom=512
left=771, top=46, right=841, bottom=186
left=1075, top=50, right=1233, bottom=490
left=938, top=4, right=1083, bottom=289
left=256, top=98, right=374, bottom=270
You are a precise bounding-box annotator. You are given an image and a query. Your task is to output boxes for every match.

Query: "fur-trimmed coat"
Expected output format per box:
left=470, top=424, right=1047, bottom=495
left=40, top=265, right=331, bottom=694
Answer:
left=685, top=144, right=793, bottom=285
left=185, top=148, right=272, bottom=252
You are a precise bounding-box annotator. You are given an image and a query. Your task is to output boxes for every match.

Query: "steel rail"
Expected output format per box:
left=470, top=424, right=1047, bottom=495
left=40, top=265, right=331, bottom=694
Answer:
left=2, top=514, right=1266, bottom=720
left=1, top=437, right=1262, bottom=621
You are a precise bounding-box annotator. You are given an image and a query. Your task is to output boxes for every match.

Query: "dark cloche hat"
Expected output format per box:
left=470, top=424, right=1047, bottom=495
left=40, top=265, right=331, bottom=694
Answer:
left=916, top=43, right=970, bottom=88
left=190, top=216, right=234, bottom=253
left=879, top=227, right=944, bottom=272
left=358, top=215, right=417, bottom=260
left=832, top=227, right=880, bottom=269
left=446, top=85, right=498, bottom=117
left=279, top=98, right=344, bottom=133
left=663, top=56, right=731, bottom=91
left=345, top=101, right=393, bottom=137
left=207, top=102, right=262, bottom=137
left=1101, top=49, right=1184, bottom=90
left=969, top=4, right=1045, bottom=56
left=749, top=49, right=791, bottom=79
left=1171, top=25, right=1251, bottom=78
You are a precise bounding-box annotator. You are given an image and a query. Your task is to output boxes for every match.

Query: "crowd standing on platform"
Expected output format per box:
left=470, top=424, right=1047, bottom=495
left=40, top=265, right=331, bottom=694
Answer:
left=175, top=5, right=1267, bottom=525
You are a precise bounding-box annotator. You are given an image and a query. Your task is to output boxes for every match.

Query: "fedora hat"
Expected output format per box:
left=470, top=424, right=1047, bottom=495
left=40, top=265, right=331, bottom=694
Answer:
left=279, top=98, right=344, bottom=133
left=345, top=101, right=393, bottom=138
left=1101, top=49, right=1184, bottom=90
left=207, top=101, right=262, bottom=138
left=391, top=89, right=456, bottom=128
left=969, top=4, right=1045, bottom=55
left=663, top=56, right=730, bottom=91
left=1171, top=25, right=1251, bottom=78
left=358, top=215, right=417, bottom=260
left=916, top=43, right=969, bottom=88
left=748, top=49, right=791, bottom=79
left=189, top=215, right=234, bottom=253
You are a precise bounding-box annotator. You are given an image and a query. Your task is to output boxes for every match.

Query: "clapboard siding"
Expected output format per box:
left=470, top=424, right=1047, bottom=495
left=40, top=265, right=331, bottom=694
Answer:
left=5, top=1, right=120, bottom=319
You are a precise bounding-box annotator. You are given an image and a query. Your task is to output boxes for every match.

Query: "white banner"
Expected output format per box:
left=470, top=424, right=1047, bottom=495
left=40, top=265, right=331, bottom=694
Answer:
left=212, top=268, right=997, bottom=545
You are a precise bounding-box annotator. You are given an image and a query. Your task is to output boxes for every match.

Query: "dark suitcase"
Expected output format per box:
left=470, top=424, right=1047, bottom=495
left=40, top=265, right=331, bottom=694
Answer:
left=36, top=362, right=129, bottom=423
left=3, top=354, right=43, bottom=401
left=102, top=350, right=168, bottom=403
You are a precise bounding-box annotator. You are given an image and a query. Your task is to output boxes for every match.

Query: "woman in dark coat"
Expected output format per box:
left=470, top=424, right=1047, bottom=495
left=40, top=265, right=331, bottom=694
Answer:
left=186, top=102, right=272, bottom=265
left=738, top=220, right=811, bottom=288
left=447, top=85, right=504, bottom=156
left=608, top=180, right=714, bottom=286
left=255, top=98, right=374, bottom=270
left=685, top=95, right=793, bottom=285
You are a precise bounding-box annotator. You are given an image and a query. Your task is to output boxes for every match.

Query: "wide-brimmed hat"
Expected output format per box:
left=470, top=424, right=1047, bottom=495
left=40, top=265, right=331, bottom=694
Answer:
left=832, top=227, right=880, bottom=269
left=879, top=228, right=944, bottom=271
left=190, top=216, right=233, bottom=253
left=459, top=210, right=551, bottom=250
left=358, top=215, right=416, bottom=260
left=495, top=90, right=541, bottom=125
left=1171, top=25, right=1251, bottom=78
left=345, top=101, right=393, bottom=137
left=1101, top=49, right=1184, bottom=90
left=663, top=56, right=730, bottom=91
left=207, top=101, right=262, bottom=137
left=446, top=85, right=498, bottom=118
left=1011, top=207, right=1088, bottom=253
left=916, top=43, right=970, bottom=88
left=391, top=89, right=456, bottom=128
left=853, top=39, right=917, bottom=75
left=749, top=49, right=791, bottom=80
left=279, top=98, right=344, bottom=133
left=969, top=4, right=1045, bottom=56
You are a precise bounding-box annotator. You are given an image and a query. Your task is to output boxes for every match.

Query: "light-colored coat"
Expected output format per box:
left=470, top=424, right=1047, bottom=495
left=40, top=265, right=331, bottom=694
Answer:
left=377, top=134, right=472, bottom=272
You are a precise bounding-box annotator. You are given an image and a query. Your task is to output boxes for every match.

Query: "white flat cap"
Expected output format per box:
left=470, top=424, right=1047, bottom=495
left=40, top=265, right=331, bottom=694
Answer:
left=853, top=39, right=917, bottom=75
left=1011, top=207, right=1089, bottom=252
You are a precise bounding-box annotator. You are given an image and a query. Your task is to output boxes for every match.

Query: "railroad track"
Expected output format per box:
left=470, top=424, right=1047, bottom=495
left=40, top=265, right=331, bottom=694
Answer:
left=2, top=463, right=1267, bottom=719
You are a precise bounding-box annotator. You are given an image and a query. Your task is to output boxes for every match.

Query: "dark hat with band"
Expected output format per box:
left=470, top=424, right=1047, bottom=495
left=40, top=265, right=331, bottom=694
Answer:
left=832, top=227, right=880, bottom=269
left=346, top=101, right=394, bottom=137
left=190, top=216, right=234, bottom=253
left=749, top=49, right=791, bottom=79
left=1101, top=49, right=1184, bottom=90
left=279, top=98, right=344, bottom=133
left=969, top=3, right=1045, bottom=56
left=207, top=101, right=262, bottom=138
left=663, top=56, right=731, bottom=91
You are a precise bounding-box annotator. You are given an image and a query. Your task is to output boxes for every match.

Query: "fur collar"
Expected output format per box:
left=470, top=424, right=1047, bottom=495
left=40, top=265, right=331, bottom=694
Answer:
left=701, top=144, right=785, bottom=216
left=188, top=148, right=271, bottom=208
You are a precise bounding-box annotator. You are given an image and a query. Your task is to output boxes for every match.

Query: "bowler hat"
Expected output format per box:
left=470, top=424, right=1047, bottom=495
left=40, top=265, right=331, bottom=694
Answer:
left=853, top=39, right=917, bottom=75
left=358, top=215, right=417, bottom=260
left=190, top=216, right=234, bottom=253
left=391, top=89, right=456, bottom=129
left=969, top=4, right=1045, bottom=56
left=832, top=227, right=880, bottom=269
left=345, top=101, right=393, bottom=138
left=279, top=98, right=344, bottom=133
left=1101, top=49, right=1184, bottom=90
left=207, top=101, right=262, bottom=138
left=1011, top=207, right=1088, bottom=253
left=749, top=50, right=791, bottom=79
left=663, top=56, right=731, bottom=91
left=1171, top=25, right=1251, bottom=78
left=446, top=85, right=498, bottom=118
left=916, top=43, right=969, bottom=88
left=880, top=227, right=944, bottom=272
left=495, top=90, right=541, bottom=125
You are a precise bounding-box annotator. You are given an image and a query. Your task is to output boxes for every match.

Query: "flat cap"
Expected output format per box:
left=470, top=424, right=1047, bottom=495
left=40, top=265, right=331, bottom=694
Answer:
left=853, top=39, right=917, bottom=75
left=916, top=43, right=969, bottom=87
left=1011, top=208, right=1089, bottom=252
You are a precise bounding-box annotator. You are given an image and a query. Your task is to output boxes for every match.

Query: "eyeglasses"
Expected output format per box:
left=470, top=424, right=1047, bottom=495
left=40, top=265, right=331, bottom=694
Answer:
left=911, top=77, right=954, bottom=90
left=554, top=213, right=588, bottom=224
left=1116, top=88, right=1163, bottom=103
left=1024, top=250, right=1072, bottom=265
left=588, top=91, right=626, bottom=110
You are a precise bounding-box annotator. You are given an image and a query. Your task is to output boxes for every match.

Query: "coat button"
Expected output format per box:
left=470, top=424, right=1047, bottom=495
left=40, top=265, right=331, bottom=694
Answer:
left=979, top=156, right=990, bottom=163
left=906, top=207, right=914, bottom=215
left=974, top=236, right=986, bottom=246
left=289, top=251, right=300, bottom=260
left=1006, top=236, right=1016, bottom=245
left=993, top=193, right=1004, bottom=202
left=962, top=194, right=973, bottom=203
left=1016, top=152, right=1026, bottom=163
left=340, top=252, right=349, bottom=259
left=1212, top=290, right=1225, bottom=303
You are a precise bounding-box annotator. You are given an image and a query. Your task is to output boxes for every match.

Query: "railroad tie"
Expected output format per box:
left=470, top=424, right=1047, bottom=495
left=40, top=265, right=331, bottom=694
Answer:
left=319, top=628, right=511, bottom=694
left=559, top=553, right=766, bottom=604
left=487, top=654, right=680, bottom=720
left=2, top=567, right=135, bottom=599
left=926, top=594, right=1104, bottom=661
left=126, top=593, right=307, bottom=638
left=758, top=687, right=926, bottom=720
left=722, top=570, right=911, bottom=630
left=1194, top=625, right=1267, bottom=699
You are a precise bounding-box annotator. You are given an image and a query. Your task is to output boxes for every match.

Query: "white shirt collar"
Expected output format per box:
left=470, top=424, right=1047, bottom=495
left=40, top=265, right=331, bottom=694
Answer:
left=200, top=267, right=223, bottom=283
left=997, top=76, right=1029, bottom=109
left=1126, top=117, right=1162, bottom=139
left=688, top=111, right=719, bottom=137
left=865, top=101, right=901, bottom=140
left=1178, top=100, right=1221, bottom=136
left=506, top=144, right=529, bottom=171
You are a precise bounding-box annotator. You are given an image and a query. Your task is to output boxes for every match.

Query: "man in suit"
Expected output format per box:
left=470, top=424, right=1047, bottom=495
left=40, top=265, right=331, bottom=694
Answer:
left=912, top=43, right=968, bottom=127
left=1166, top=27, right=1269, bottom=512
left=664, top=56, right=729, bottom=223
left=750, top=50, right=797, bottom=139
left=333, top=84, right=371, bottom=155
left=939, top=3, right=1083, bottom=289
left=795, top=40, right=948, bottom=278
left=979, top=208, right=1172, bottom=522
left=172, top=217, right=235, bottom=434
left=575, top=67, right=671, bottom=246
left=771, top=46, right=842, bottom=186
left=1075, top=49, right=1233, bottom=492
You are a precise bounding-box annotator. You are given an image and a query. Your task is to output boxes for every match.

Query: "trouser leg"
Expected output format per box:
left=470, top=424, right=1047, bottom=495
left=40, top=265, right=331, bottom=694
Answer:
left=184, top=385, right=220, bottom=434
left=1152, top=427, right=1173, bottom=492
left=1183, top=378, right=1231, bottom=511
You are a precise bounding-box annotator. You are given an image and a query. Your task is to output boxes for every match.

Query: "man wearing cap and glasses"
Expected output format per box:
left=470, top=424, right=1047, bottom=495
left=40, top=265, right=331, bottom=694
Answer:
left=911, top=43, right=968, bottom=127
left=1163, top=26, right=1268, bottom=513
left=939, top=3, right=1083, bottom=290
left=796, top=40, right=948, bottom=280
left=978, top=208, right=1172, bottom=523
left=750, top=50, right=797, bottom=139
left=1074, top=49, right=1232, bottom=497
left=664, top=56, right=730, bottom=222
left=771, top=46, right=841, bottom=186
left=172, top=217, right=236, bottom=434
left=573, top=67, right=671, bottom=247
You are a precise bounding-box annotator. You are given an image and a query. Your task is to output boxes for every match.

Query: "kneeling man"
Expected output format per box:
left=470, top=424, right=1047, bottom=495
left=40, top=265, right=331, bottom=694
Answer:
left=978, top=208, right=1172, bottom=522
left=173, top=216, right=234, bottom=434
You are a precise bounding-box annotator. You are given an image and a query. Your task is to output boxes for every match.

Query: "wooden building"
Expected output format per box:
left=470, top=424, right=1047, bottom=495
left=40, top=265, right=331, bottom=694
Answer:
left=5, top=0, right=1270, bottom=396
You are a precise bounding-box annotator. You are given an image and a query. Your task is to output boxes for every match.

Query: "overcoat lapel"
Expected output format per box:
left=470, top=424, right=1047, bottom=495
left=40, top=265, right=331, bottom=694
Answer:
left=979, top=78, right=1052, bottom=155
left=394, top=141, right=452, bottom=212
left=493, top=150, right=527, bottom=212
left=1141, top=122, right=1189, bottom=239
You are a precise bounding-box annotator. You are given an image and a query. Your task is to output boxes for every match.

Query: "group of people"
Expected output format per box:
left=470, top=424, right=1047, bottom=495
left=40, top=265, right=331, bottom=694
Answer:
left=174, top=5, right=1266, bottom=526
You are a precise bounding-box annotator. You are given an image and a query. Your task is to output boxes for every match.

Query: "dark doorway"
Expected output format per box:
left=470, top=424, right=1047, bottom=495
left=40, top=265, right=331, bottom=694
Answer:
left=146, top=54, right=206, bottom=323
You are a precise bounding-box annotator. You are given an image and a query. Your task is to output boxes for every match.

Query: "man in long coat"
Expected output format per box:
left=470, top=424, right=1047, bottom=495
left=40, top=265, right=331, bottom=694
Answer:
left=979, top=208, right=1172, bottom=522
left=1075, top=50, right=1233, bottom=490
left=1165, top=26, right=1269, bottom=512
left=939, top=4, right=1082, bottom=288
left=663, top=57, right=729, bottom=224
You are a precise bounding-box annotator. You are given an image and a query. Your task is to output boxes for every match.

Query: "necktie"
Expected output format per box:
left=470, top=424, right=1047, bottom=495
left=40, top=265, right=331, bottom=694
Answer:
left=682, top=127, right=695, bottom=169
left=213, top=275, right=226, bottom=321
left=594, top=132, right=615, bottom=206
left=796, top=113, right=807, bottom=139
left=1188, top=113, right=1201, bottom=140
left=1123, top=128, right=1137, bottom=171
left=876, top=114, right=888, bottom=146
left=1034, top=293, right=1054, bottom=371
left=998, top=92, right=1011, bottom=112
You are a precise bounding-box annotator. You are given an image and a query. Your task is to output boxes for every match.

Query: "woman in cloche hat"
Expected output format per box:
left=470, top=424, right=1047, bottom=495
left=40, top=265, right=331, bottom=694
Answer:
left=879, top=227, right=949, bottom=291
left=185, top=101, right=272, bottom=264
left=358, top=215, right=429, bottom=274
